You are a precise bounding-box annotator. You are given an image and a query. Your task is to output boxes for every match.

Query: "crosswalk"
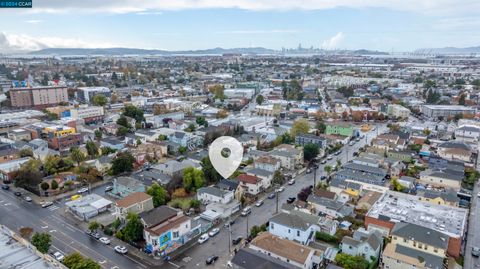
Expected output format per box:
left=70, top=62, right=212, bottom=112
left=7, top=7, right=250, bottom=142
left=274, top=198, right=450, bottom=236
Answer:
left=47, top=205, right=60, bottom=211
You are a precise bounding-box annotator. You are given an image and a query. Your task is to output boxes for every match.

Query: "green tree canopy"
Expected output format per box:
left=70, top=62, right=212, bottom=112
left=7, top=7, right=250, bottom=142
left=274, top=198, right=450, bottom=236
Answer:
left=86, top=141, right=99, bottom=157
left=183, top=167, right=205, bottom=192
left=92, top=94, right=108, bottom=106
left=334, top=253, right=369, bottom=269
left=70, top=147, right=86, bottom=165
left=111, top=152, right=135, bottom=175
left=31, top=232, right=51, bottom=254
left=291, top=119, right=310, bottom=138
left=146, top=182, right=169, bottom=207
left=88, top=221, right=100, bottom=231
left=19, top=148, right=33, bottom=158
left=123, top=105, right=144, bottom=122
left=123, top=212, right=144, bottom=242
left=256, top=94, right=264, bottom=105
left=304, top=143, right=319, bottom=162
left=201, top=156, right=222, bottom=182
left=51, top=180, right=59, bottom=190
left=40, top=182, right=50, bottom=191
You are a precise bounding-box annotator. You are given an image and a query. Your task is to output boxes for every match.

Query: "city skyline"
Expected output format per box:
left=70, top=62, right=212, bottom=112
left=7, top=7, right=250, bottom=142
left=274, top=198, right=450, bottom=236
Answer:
left=0, top=0, right=479, bottom=52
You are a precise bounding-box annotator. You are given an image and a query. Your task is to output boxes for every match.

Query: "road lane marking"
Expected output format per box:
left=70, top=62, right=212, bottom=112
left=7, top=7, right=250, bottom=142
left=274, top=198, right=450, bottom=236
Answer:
left=169, top=261, right=180, bottom=268
left=41, top=225, right=48, bottom=229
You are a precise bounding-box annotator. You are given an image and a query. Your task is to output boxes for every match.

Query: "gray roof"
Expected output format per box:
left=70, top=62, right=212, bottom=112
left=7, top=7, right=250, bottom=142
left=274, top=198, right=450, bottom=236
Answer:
left=394, top=244, right=444, bottom=269
left=307, top=196, right=344, bottom=211
left=329, top=178, right=362, bottom=190
left=198, top=186, right=229, bottom=197
left=139, top=206, right=179, bottom=227
left=416, top=189, right=460, bottom=203
left=342, top=231, right=382, bottom=251
left=427, top=170, right=464, bottom=182
left=216, top=179, right=239, bottom=191
left=270, top=211, right=320, bottom=231
left=456, top=125, right=480, bottom=133
left=246, top=168, right=274, bottom=177
left=231, top=248, right=292, bottom=269
left=343, top=162, right=387, bottom=176
left=438, top=141, right=471, bottom=151
left=392, top=222, right=449, bottom=249
left=333, top=169, right=385, bottom=186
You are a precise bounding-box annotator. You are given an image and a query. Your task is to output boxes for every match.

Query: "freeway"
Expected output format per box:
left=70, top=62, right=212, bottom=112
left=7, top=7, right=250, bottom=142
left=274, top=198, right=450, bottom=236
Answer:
left=0, top=187, right=151, bottom=269
left=169, top=123, right=388, bottom=268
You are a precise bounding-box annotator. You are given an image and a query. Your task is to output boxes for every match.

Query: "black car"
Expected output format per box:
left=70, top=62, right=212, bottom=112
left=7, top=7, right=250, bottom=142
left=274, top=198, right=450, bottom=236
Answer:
left=206, top=255, right=219, bottom=265
left=224, top=219, right=235, bottom=228
left=232, top=237, right=243, bottom=245
left=14, top=191, right=22, bottom=196
left=320, top=176, right=327, bottom=181
left=287, top=197, right=296, bottom=204
left=1, top=184, right=9, bottom=190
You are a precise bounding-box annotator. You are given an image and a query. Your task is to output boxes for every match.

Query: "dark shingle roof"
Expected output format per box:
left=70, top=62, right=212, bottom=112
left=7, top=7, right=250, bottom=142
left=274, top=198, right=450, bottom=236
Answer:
left=392, top=222, right=449, bottom=249
left=139, top=206, right=179, bottom=227
left=231, top=248, right=292, bottom=269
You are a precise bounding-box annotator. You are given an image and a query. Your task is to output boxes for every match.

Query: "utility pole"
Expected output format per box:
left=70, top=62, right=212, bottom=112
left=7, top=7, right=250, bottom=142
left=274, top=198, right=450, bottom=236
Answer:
left=246, top=214, right=249, bottom=238
left=313, top=164, right=317, bottom=188
left=275, top=189, right=279, bottom=214
left=228, top=217, right=232, bottom=254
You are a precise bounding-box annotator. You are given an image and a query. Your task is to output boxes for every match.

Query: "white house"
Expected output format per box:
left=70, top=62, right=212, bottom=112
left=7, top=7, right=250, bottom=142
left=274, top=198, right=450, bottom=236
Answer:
left=246, top=168, right=274, bottom=190
left=269, top=211, right=321, bottom=245
left=237, top=174, right=263, bottom=196
left=341, top=229, right=382, bottom=262
left=197, top=186, right=234, bottom=204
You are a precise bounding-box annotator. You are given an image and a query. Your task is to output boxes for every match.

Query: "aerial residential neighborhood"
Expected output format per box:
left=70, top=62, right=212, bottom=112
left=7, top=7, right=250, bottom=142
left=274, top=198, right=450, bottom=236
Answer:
left=1, top=1, right=480, bottom=269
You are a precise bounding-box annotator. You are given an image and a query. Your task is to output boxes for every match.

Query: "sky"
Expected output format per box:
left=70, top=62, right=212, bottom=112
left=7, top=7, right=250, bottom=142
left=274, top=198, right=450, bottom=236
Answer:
left=0, top=0, right=479, bottom=52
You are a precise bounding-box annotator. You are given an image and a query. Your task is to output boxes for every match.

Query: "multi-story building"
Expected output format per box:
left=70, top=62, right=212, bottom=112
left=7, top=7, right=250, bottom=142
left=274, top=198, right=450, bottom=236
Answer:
left=387, top=104, right=410, bottom=119
left=77, top=87, right=111, bottom=103
left=43, top=125, right=83, bottom=152
left=295, top=133, right=327, bottom=150
left=70, top=106, right=105, bottom=124
left=325, top=122, right=358, bottom=137
left=10, top=86, right=68, bottom=109
left=421, top=105, right=475, bottom=119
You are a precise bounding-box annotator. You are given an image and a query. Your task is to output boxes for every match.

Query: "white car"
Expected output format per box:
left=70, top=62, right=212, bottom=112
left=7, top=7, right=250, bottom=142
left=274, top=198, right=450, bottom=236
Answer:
left=24, top=196, right=32, bottom=202
left=114, top=245, right=128, bottom=254
left=288, top=179, right=295, bottom=185
left=255, top=199, right=264, bottom=207
left=77, top=187, right=89, bottom=194
left=52, top=251, right=64, bottom=261
left=208, top=228, right=220, bottom=237
left=198, top=233, right=209, bottom=244
left=275, top=186, right=285, bottom=192
left=99, top=237, right=111, bottom=244
left=41, top=201, right=53, bottom=208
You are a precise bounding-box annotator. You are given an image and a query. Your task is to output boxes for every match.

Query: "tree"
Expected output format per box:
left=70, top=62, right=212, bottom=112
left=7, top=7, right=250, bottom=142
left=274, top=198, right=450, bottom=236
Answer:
left=86, top=141, right=99, bottom=157
left=316, top=121, right=326, bottom=134
left=334, top=253, right=369, bottom=269
left=273, top=170, right=285, bottom=185
left=88, top=221, right=100, bottom=231
left=92, top=94, right=108, bottom=106
left=13, top=160, right=43, bottom=189
left=64, top=252, right=101, bottom=269
left=208, top=84, right=225, bottom=100
left=116, top=126, right=129, bottom=136
left=184, top=123, right=196, bottom=132
left=324, top=165, right=333, bottom=176
left=458, top=93, right=466, bottom=105
left=146, top=183, right=169, bottom=207
left=201, top=156, right=222, bottom=183
left=337, top=86, right=354, bottom=98
left=123, top=105, right=144, bottom=122
left=178, top=146, right=187, bottom=154
left=51, top=180, right=59, bottom=190
left=297, top=186, right=312, bottom=201
left=183, top=167, right=205, bottom=192
left=19, top=148, right=33, bottom=158
left=196, top=116, right=207, bottom=126
left=31, top=232, right=51, bottom=254
left=70, top=147, right=85, bottom=165
left=250, top=224, right=267, bottom=238
left=19, top=227, right=33, bottom=239
left=216, top=109, right=228, bottom=119
left=111, top=152, right=135, bottom=175
left=40, top=182, right=50, bottom=191
left=123, top=212, right=144, bottom=242
left=94, top=130, right=103, bottom=140
left=391, top=178, right=405, bottom=192
left=101, top=146, right=116, bottom=156
left=291, top=119, right=309, bottom=138
left=304, top=143, right=319, bottom=162
left=256, top=94, right=264, bottom=105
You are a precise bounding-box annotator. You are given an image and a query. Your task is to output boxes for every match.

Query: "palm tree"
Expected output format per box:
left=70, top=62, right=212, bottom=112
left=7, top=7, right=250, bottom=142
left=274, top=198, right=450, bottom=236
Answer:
left=324, top=165, right=333, bottom=176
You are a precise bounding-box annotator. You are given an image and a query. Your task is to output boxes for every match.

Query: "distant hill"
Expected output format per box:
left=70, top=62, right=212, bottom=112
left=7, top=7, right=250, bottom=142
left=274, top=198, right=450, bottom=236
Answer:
left=30, top=47, right=277, bottom=56
left=415, top=46, right=480, bottom=55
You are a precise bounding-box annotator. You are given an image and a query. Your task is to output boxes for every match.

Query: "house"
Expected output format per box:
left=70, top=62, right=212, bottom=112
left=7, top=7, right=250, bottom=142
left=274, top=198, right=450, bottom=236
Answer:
left=341, top=230, right=382, bottom=262
left=254, top=156, right=281, bottom=172
left=231, top=248, right=293, bottom=269
left=454, top=125, right=480, bottom=142
left=307, top=195, right=354, bottom=218
left=7, top=128, right=31, bottom=141
left=197, top=186, right=234, bottom=204
left=217, top=179, right=243, bottom=201
left=237, top=174, right=263, bottom=196
left=397, top=176, right=416, bottom=190
left=0, top=148, right=19, bottom=164
left=382, top=223, right=449, bottom=269
left=246, top=168, right=274, bottom=190
left=65, top=194, right=112, bottom=221
left=131, top=168, right=172, bottom=187
left=356, top=191, right=383, bottom=211
left=328, top=178, right=362, bottom=200
left=168, top=131, right=203, bottom=151
left=419, top=169, right=463, bottom=191
left=416, top=189, right=460, bottom=207
left=109, top=176, right=146, bottom=199
left=0, top=157, right=31, bottom=182
left=249, top=232, right=323, bottom=269
left=153, top=159, right=200, bottom=178
left=100, top=137, right=125, bottom=151
left=437, top=141, right=472, bottom=162
left=115, top=192, right=154, bottom=222
left=295, top=134, right=328, bottom=150
left=269, top=210, right=321, bottom=245
left=270, top=145, right=303, bottom=170
left=140, top=206, right=192, bottom=255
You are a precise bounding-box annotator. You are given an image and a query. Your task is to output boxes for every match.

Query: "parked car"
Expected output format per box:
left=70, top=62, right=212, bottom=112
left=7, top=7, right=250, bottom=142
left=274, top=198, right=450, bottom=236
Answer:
left=14, top=191, right=22, bottom=196
left=41, top=201, right=54, bottom=208
left=306, top=169, right=312, bottom=174
left=99, top=237, right=111, bottom=244
left=267, top=193, right=276, bottom=199
left=241, top=207, right=251, bottom=216
left=208, top=228, right=220, bottom=237
left=287, top=197, right=296, bottom=204
left=255, top=199, right=264, bottom=207
left=320, top=159, right=327, bottom=164
left=288, top=179, right=295, bottom=185
left=275, top=186, right=285, bottom=192
left=91, top=232, right=101, bottom=239
left=334, top=150, right=342, bottom=156
left=320, top=176, right=327, bottom=181
left=77, top=187, right=89, bottom=194
left=104, top=185, right=113, bottom=192
left=24, top=196, right=32, bottom=202
left=114, top=245, right=128, bottom=254
left=71, top=194, right=82, bottom=201
left=52, top=251, right=64, bottom=261
left=327, top=155, right=333, bottom=160
left=198, top=234, right=209, bottom=244
left=85, top=229, right=92, bottom=235
left=1, top=184, right=9, bottom=190
left=473, top=247, right=480, bottom=257
left=206, top=255, right=219, bottom=265
left=232, top=236, right=243, bottom=245
left=224, top=219, right=235, bottom=228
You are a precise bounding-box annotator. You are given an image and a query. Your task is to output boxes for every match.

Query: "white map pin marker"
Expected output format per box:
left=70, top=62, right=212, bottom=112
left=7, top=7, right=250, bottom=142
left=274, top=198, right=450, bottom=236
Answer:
left=208, top=136, right=243, bottom=179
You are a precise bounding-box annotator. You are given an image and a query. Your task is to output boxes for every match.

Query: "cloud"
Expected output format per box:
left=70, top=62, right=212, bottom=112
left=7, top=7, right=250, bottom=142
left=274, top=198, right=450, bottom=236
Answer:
left=0, top=32, right=115, bottom=52
left=216, top=29, right=299, bottom=34
left=135, top=11, right=163, bottom=15
left=24, top=0, right=480, bottom=16
left=322, top=32, right=344, bottom=50
left=25, top=19, right=44, bottom=24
